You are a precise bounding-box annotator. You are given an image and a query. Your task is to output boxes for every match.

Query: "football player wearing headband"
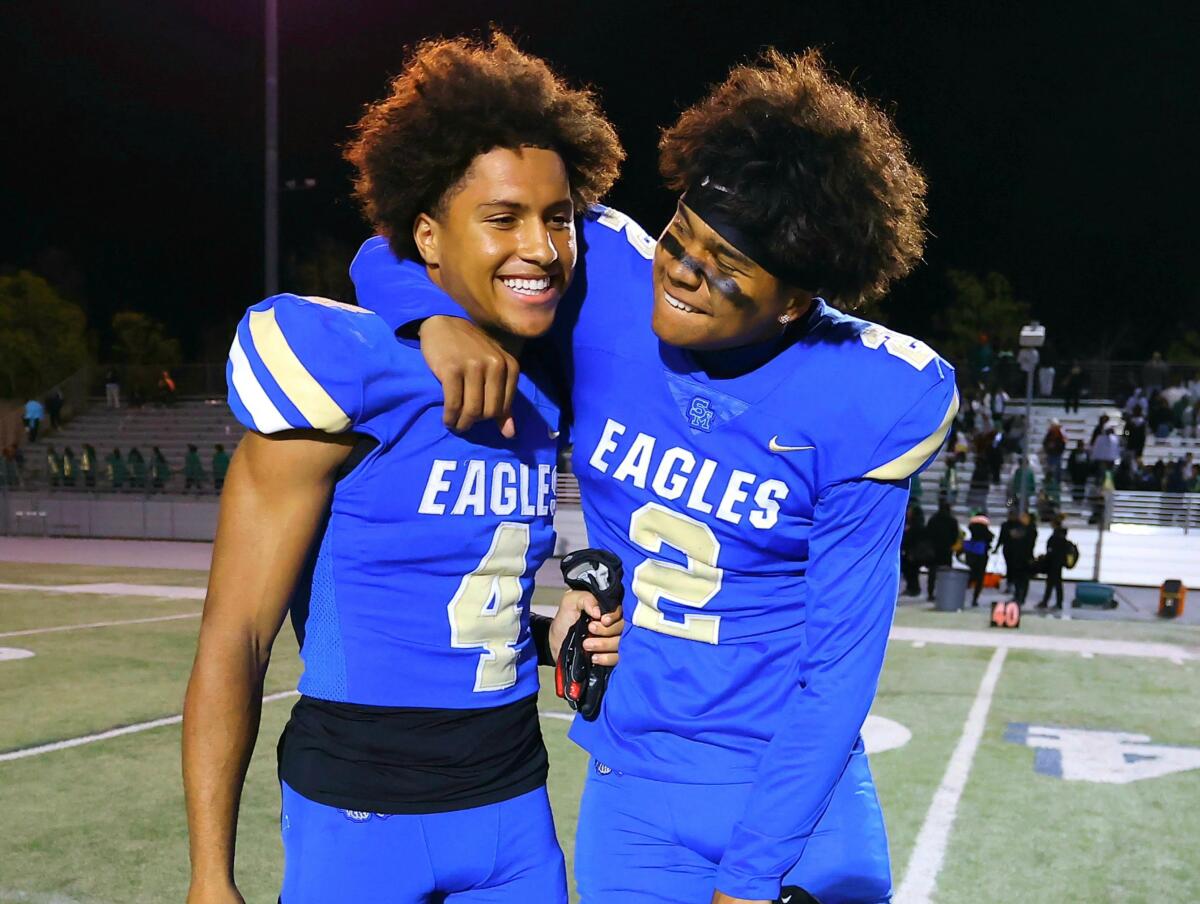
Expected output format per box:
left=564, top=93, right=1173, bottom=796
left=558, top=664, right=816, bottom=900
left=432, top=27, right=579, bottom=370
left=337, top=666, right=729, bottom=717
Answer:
left=353, top=49, right=957, bottom=904
left=182, top=34, right=625, bottom=904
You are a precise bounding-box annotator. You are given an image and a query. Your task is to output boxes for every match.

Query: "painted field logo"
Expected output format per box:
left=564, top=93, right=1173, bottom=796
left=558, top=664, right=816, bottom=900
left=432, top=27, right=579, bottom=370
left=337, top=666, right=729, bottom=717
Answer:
left=1006, top=723, right=1200, bottom=784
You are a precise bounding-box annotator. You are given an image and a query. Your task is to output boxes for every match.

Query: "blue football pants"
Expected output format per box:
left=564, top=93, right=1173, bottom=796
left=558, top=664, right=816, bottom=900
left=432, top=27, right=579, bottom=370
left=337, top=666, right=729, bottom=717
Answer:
left=575, top=746, right=891, bottom=904
left=280, top=782, right=567, bottom=903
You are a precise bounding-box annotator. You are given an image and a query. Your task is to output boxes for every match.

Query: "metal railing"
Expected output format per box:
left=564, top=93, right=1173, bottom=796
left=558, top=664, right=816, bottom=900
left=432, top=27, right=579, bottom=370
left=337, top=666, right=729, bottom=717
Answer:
left=1110, top=490, right=1200, bottom=533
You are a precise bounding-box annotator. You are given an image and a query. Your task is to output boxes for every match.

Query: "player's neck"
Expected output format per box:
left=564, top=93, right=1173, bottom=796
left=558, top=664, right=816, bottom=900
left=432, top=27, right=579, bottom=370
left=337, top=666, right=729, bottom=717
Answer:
left=692, top=329, right=795, bottom=379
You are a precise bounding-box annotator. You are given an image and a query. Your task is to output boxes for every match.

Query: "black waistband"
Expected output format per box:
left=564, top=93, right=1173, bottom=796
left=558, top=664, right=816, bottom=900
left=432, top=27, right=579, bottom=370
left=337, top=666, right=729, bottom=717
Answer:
left=278, top=693, right=548, bottom=814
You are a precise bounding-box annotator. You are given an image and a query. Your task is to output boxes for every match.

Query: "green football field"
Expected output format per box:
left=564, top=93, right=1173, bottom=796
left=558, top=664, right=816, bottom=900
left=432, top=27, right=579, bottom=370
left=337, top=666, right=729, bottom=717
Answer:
left=1, top=562, right=1198, bottom=903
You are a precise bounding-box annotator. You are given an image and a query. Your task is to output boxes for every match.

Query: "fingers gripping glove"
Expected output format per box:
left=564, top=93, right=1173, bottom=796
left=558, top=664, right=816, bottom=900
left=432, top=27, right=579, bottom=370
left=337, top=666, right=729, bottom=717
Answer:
left=555, top=548, right=624, bottom=721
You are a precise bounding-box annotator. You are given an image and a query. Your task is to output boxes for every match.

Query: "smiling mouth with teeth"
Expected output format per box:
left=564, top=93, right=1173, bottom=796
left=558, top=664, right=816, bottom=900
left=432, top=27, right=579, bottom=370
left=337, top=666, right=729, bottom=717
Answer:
left=500, top=276, right=552, bottom=297
left=664, top=291, right=705, bottom=315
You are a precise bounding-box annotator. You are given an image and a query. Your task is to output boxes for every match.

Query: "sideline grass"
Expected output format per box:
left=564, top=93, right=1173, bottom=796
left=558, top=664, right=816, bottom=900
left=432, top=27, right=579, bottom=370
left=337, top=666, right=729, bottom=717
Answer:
left=0, top=561, right=209, bottom=588
left=4, top=578, right=1199, bottom=902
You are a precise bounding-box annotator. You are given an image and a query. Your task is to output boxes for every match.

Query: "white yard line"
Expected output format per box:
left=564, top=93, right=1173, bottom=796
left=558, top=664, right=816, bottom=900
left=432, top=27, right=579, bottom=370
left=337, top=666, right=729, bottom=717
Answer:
left=0, top=582, right=206, bottom=600
left=891, top=625, right=1198, bottom=662
left=0, top=612, right=201, bottom=639
left=0, top=690, right=300, bottom=763
left=0, top=692, right=576, bottom=763
left=895, top=647, right=1008, bottom=904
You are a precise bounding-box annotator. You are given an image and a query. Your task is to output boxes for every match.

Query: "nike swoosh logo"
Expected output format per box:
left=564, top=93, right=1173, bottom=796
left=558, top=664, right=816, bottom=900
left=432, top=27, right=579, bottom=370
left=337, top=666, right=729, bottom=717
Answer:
left=769, top=436, right=815, bottom=453
left=782, top=897, right=793, bottom=903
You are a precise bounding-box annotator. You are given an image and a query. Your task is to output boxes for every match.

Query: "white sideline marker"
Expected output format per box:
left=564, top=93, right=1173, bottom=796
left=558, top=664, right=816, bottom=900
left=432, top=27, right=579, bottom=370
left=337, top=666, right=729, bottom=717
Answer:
left=895, top=646, right=1007, bottom=904
left=0, top=690, right=300, bottom=763
left=0, top=612, right=201, bottom=639
left=0, top=692, right=578, bottom=763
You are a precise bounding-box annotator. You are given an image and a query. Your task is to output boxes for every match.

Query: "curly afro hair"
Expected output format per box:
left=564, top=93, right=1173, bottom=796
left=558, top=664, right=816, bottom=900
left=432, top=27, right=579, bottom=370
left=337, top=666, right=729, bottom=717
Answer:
left=345, top=32, right=624, bottom=262
left=659, top=49, right=927, bottom=307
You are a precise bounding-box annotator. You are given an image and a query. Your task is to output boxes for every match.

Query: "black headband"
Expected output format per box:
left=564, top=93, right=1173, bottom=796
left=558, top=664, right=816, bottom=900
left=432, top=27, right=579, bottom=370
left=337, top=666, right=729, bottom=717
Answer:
left=682, top=178, right=822, bottom=291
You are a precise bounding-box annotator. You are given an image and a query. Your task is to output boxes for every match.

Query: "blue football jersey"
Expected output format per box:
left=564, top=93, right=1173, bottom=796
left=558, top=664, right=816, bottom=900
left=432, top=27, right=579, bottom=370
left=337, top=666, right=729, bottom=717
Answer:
left=226, top=288, right=562, bottom=709
left=352, top=208, right=958, bottom=896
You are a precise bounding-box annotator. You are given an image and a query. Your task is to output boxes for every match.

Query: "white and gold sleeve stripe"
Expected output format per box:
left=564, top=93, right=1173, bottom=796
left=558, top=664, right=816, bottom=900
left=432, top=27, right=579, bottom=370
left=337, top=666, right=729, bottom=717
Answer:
left=247, top=307, right=352, bottom=433
left=229, top=333, right=291, bottom=434
left=864, top=389, right=960, bottom=481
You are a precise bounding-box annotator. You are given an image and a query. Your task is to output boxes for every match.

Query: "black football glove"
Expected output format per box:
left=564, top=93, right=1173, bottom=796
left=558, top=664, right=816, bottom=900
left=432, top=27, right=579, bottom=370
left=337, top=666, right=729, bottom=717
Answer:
left=555, top=548, right=624, bottom=721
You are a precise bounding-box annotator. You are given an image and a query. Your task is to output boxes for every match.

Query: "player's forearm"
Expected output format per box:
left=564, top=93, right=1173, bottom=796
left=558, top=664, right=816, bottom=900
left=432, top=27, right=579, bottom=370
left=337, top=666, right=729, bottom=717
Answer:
left=717, top=479, right=905, bottom=899
left=182, top=627, right=269, bottom=886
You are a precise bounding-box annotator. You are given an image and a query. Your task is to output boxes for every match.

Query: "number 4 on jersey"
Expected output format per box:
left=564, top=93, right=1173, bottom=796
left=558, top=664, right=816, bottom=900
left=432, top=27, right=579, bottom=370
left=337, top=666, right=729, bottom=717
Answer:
left=447, top=522, right=530, bottom=692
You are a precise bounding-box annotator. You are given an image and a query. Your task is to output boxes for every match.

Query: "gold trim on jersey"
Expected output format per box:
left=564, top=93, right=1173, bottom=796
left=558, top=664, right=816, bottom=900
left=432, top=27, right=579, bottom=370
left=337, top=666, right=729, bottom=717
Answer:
left=248, top=307, right=352, bottom=433
left=863, top=388, right=960, bottom=481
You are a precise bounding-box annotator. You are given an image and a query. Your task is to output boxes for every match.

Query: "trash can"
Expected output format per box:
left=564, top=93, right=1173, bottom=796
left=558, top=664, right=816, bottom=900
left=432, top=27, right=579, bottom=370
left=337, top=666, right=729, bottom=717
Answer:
left=1159, top=580, right=1187, bottom=619
left=933, top=566, right=970, bottom=612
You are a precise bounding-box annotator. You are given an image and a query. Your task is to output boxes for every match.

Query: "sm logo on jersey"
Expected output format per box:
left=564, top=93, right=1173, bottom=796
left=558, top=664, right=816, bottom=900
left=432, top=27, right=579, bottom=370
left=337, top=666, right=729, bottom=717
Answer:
left=688, top=397, right=715, bottom=432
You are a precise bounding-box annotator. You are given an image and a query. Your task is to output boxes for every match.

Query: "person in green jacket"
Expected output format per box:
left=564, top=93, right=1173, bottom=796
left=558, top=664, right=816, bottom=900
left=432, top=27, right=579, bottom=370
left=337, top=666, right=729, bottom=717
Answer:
left=81, top=444, right=97, bottom=488
left=61, top=447, right=77, bottom=487
left=211, top=443, right=230, bottom=491
left=1009, top=456, right=1037, bottom=510
left=128, top=447, right=147, bottom=489
left=151, top=446, right=171, bottom=491
left=184, top=444, right=205, bottom=491
left=46, top=446, right=62, bottom=487
left=107, top=448, right=127, bottom=490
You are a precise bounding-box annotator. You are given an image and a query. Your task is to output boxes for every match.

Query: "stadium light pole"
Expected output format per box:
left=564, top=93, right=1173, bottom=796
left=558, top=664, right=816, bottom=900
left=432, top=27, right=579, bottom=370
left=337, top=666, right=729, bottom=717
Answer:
left=1016, top=322, right=1045, bottom=517
left=264, top=0, right=279, bottom=298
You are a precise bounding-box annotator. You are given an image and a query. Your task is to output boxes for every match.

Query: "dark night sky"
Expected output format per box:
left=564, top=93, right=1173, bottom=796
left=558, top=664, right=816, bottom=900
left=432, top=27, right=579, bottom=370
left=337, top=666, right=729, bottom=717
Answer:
left=4, top=1, right=1198, bottom=363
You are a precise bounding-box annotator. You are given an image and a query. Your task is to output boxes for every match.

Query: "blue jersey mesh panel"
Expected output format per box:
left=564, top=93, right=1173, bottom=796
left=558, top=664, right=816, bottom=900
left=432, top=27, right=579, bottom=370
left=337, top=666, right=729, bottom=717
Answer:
left=297, top=529, right=348, bottom=700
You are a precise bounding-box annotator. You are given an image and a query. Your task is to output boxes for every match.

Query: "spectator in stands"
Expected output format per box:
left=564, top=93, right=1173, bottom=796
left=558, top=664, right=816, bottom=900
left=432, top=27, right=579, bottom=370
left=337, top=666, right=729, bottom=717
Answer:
left=1142, top=459, right=1167, bottom=492
left=995, top=509, right=1020, bottom=592
left=1042, top=419, right=1066, bottom=481
left=1067, top=439, right=1090, bottom=504
left=988, top=386, right=1010, bottom=423
left=938, top=448, right=962, bottom=505
left=999, top=510, right=1037, bottom=605
left=45, top=388, right=64, bottom=430
left=128, top=447, right=147, bottom=489
left=1009, top=457, right=1036, bottom=511
left=157, top=370, right=177, bottom=406
left=1036, top=515, right=1071, bottom=610
left=1149, top=392, right=1172, bottom=438
left=1062, top=362, right=1084, bottom=413
left=151, top=446, right=171, bottom=491
left=1124, top=406, right=1148, bottom=458
left=1143, top=351, right=1168, bottom=393
left=1185, top=399, right=1200, bottom=439
left=105, top=368, right=121, bottom=409
left=184, top=444, right=205, bottom=491
left=23, top=398, right=44, bottom=442
left=1113, top=455, right=1136, bottom=491
left=212, top=444, right=230, bottom=491
left=987, top=428, right=1005, bottom=485
left=2, top=446, right=19, bottom=487
left=81, top=443, right=97, bottom=489
left=962, top=514, right=994, bottom=607
left=107, top=448, right=127, bottom=490
left=46, top=446, right=62, bottom=487
left=925, top=501, right=960, bottom=603
left=967, top=448, right=991, bottom=513
left=1189, top=463, right=1200, bottom=492
left=1166, top=459, right=1188, bottom=495
left=900, top=502, right=930, bottom=597
left=1089, top=413, right=1110, bottom=446
left=61, top=447, right=77, bottom=487
left=1090, top=426, right=1121, bottom=480
left=1124, top=387, right=1147, bottom=417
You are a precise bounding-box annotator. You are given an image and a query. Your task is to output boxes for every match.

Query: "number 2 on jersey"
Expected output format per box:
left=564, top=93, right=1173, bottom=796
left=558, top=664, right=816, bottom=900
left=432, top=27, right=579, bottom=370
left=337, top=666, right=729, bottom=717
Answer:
left=629, top=502, right=723, bottom=644
left=447, top=522, right=529, bottom=692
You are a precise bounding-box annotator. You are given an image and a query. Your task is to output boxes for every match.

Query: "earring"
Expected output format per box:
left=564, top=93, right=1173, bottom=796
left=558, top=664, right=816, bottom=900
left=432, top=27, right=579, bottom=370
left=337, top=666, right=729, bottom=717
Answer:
left=778, top=314, right=792, bottom=325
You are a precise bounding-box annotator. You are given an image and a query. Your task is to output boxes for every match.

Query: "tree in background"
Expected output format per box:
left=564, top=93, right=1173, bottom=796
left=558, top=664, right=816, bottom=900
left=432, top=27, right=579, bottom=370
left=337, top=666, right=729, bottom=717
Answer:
left=0, top=271, right=88, bottom=398
left=935, top=270, right=1031, bottom=377
left=286, top=235, right=357, bottom=304
left=110, top=311, right=183, bottom=403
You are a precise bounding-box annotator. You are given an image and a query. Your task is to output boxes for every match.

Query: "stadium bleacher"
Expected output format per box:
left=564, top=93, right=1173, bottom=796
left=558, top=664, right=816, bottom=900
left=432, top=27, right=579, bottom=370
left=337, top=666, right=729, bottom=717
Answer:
left=16, top=399, right=243, bottom=492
